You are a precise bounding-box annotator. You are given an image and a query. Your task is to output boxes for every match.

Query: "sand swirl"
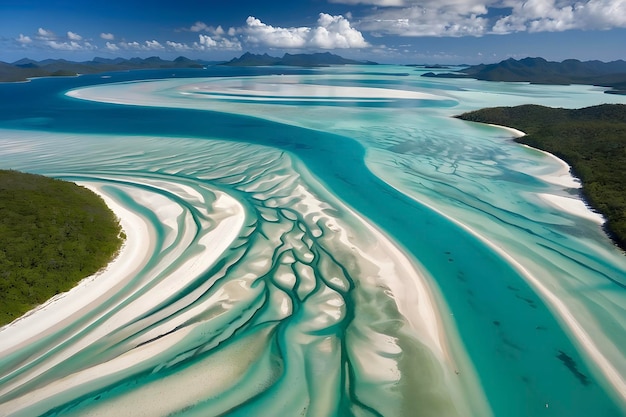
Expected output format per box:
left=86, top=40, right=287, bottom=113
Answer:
left=0, top=130, right=482, bottom=416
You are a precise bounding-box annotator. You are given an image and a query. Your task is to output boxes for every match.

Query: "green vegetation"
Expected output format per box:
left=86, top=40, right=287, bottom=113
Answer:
left=0, top=170, right=124, bottom=325
left=456, top=104, right=626, bottom=251
left=0, top=56, right=208, bottom=82
left=424, top=57, right=626, bottom=95
left=222, top=51, right=374, bottom=67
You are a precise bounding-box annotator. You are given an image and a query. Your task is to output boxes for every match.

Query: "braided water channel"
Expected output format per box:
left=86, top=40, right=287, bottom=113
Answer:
left=0, top=67, right=625, bottom=416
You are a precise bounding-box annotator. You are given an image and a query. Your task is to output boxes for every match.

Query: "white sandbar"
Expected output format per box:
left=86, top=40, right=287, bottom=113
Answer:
left=538, top=193, right=604, bottom=224
left=0, top=182, right=152, bottom=353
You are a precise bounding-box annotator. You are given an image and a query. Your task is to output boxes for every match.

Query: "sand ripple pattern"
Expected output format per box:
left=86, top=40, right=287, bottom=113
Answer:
left=0, top=132, right=475, bottom=416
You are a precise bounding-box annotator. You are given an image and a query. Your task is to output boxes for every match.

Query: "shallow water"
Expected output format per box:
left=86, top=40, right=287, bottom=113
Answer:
left=0, top=66, right=625, bottom=416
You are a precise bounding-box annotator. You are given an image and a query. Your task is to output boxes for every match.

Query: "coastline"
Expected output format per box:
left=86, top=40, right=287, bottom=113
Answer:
left=488, top=123, right=606, bottom=225
left=0, top=182, right=153, bottom=349
left=0, top=179, right=248, bottom=414
left=377, top=171, right=626, bottom=404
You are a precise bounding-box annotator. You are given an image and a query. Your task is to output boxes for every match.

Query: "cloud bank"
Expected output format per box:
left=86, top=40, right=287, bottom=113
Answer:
left=244, top=13, right=369, bottom=48
left=334, top=0, right=626, bottom=37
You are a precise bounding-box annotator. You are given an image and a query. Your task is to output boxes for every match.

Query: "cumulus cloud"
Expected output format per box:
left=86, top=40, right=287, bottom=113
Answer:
left=46, top=40, right=87, bottom=51
left=145, top=40, right=164, bottom=49
left=17, top=34, right=32, bottom=44
left=166, top=40, right=191, bottom=51
left=67, top=31, right=82, bottom=41
left=190, top=21, right=209, bottom=32
left=244, top=13, right=369, bottom=48
left=15, top=27, right=98, bottom=52
left=347, top=0, right=626, bottom=37
left=100, top=33, right=115, bottom=40
left=37, top=27, right=55, bottom=39
left=119, top=40, right=160, bottom=50
left=105, top=41, right=120, bottom=51
left=195, top=34, right=242, bottom=50
left=188, top=21, right=238, bottom=37
left=493, top=0, right=626, bottom=34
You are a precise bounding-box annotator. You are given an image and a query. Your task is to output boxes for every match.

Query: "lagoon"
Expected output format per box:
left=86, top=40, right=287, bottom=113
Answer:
left=0, top=66, right=625, bottom=416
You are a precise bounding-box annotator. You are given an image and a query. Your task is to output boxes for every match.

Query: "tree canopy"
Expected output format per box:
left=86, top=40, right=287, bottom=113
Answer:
left=456, top=104, right=626, bottom=251
left=0, top=170, right=124, bottom=326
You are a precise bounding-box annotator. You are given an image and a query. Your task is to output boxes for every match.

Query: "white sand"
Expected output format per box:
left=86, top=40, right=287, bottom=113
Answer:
left=524, top=145, right=582, bottom=188
left=0, top=182, right=153, bottom=353
left=66, top=77, right=450, bottom=107
left=487, top=123, right=526, bottom=138
left=384, top=181, right=626, bottom=403
left=286, top=166, right=488, bottom=415
left=0, top=179, right=246, bottom=413
left=489, top=123, right=604, bottom=224
left=537, top=193, right=605, bottom=224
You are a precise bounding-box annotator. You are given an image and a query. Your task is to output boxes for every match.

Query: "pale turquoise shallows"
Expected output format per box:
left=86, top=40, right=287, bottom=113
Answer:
left=0, top=66, right=625, bottom=417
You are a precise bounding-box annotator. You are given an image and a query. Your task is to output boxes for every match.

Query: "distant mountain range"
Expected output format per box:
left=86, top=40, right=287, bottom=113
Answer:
left=2, top=55, right=625, bottom=94
left=0, top=56, right=215, bottom=82
left=423, top=57, right=626, bottom=94
left=0, top=52, right=376, bottom=82
left=222, top=52, right=376, bottom=67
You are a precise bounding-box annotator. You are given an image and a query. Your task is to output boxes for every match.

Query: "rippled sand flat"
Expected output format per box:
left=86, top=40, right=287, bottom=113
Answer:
left=1, top=67, right=626, bottom=416
left=0, top=130, right=485, bottom=416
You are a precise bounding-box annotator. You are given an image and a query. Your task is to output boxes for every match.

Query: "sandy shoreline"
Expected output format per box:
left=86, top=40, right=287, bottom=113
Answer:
left=380, top=173, right=626, bottom=403
left=487, top=123, right=526, bottom=138
left=0, top=179, right=247, bottom=414
left=0, top=182, right=153, bottom=350
left=489, top=123, right=606, bottom=224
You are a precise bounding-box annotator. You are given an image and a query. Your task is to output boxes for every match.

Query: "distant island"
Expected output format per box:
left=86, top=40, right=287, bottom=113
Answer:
left=423, top=57, right=626, bottom=95
left=0, top=52, right=377, bottom=82
left=456, top=104, right=626, bottom=250
left=0, top=170, right=124, bottom=325
left=0, top=56, right=215, bottom=82
left=221, top=51, right=377, bottom=67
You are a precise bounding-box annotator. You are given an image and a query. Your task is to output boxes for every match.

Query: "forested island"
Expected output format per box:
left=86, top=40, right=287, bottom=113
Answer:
left=222, top=51, right=375, bottom=67
left=0, top=56, right=213, bottom=82
left=456, top=104, right=626, bottom=250
left=424, top=57, right=626, bottom=95
left=0, top=171, right=124, bottom=325
left=0, top=52, right=374, bottom=82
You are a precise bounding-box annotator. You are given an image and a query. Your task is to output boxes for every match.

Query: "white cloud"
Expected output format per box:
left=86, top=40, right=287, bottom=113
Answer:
left=100, top=33, right=115, bottom=40
left=37, top=27, right=55, bottom=39
left=105, top=42, right=120, bottom=51
left=345, top=0, right=626, bottom=37
left=358, top=3, right=488, bottom=37
left=119, top=41, right=142, bottom=49
left=17, top=34, right=32, bottom=44
left=311, top=14, right=370, bottom=48
left=195, top=34, right=242, bottom=50
left=145, top=40, right=164, bottom=50
left=67, top=31, right=82, bottom=41
left=190, top=21, right=209, bottom=32
left=46, top=40, right=86, bottom=51
left=166, top=40, right=191, bottom=51
left=244, top=13, right=369, bottom=49
left=189, top=21, right=238, bottom=38
left=493, top=0, right=626, bottom=34
left=244, top=16, right=309, bottom=48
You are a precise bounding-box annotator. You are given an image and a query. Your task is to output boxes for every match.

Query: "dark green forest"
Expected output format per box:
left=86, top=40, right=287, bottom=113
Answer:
left=0, top=170, right=123, bottom=325
left=456, top=104, right=626, bottom=251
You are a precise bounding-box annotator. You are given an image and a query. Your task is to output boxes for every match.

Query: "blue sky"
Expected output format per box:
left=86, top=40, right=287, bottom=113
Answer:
left=1, top=0, right=626, bottom=64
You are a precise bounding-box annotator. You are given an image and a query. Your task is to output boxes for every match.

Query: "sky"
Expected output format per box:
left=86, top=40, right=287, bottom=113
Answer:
left=1, top=0, right=626, bottom=64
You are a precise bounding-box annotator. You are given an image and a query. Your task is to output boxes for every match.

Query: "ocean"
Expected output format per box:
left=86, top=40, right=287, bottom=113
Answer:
left=0, top=65, right=625, bottom=416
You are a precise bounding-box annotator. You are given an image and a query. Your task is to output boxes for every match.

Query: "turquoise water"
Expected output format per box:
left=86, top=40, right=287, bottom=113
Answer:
left=0, top=66, right=625, bottom=416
